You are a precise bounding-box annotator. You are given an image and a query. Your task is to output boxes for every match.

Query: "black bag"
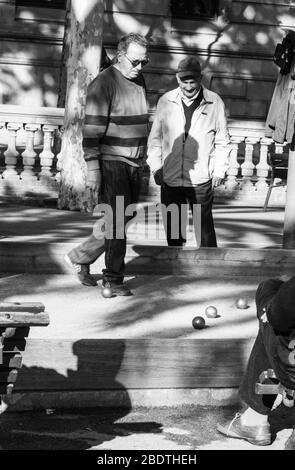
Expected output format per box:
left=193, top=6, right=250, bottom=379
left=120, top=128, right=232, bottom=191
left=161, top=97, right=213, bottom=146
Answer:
left=273, top=32, right=295, bottom=75
left=274, top=43, right=289, bottom=72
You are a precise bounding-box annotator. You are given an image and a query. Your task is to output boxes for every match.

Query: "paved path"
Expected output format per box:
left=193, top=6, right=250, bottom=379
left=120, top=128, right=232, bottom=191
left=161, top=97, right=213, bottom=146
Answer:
left=0, top=202, right=284, bottom=248
left=0, top=272, right=270, bottom=339
left=0, top=405, right=294, bottom=450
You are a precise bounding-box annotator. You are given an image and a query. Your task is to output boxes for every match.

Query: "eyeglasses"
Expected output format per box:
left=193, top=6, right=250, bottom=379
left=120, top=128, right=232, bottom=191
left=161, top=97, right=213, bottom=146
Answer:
left=125, top=53, right=149, bottom=68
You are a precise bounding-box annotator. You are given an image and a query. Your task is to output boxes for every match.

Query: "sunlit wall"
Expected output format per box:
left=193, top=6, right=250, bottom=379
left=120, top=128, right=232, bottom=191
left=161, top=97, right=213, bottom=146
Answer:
left=0, top=0, right=294, bottom=119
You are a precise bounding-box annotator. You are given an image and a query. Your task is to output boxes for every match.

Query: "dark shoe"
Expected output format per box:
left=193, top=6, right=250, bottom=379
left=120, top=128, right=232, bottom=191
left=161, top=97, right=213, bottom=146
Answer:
left=269, top=402, right=295, bottom=433
left=217, top=413, right=271, bottom=446
left=64, top=254, right=97, bottom=287
left=102, top=281, right=133, bottom=296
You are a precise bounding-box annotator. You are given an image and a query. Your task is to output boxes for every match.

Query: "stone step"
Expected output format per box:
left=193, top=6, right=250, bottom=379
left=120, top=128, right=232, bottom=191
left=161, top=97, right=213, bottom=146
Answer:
left=0, top=240, right=294, bottom=276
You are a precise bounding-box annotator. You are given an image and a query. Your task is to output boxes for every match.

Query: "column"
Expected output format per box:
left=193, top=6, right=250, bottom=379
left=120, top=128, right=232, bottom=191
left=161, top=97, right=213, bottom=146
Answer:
left=2, top=123, right=21, bottom=180
left=225, top=136, right=243, bottom=191
left=39, top=125, right=58, bottom=181
left=255, top=137, right=272, bottom=191
left=21, top=124, right=40, bottom=181
left=241, top=137, right=257, bottom=190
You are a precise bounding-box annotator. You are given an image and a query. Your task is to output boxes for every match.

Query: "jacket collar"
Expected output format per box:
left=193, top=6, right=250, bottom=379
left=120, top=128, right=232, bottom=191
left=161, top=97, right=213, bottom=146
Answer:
left=168, top=86, right=213, bottom=105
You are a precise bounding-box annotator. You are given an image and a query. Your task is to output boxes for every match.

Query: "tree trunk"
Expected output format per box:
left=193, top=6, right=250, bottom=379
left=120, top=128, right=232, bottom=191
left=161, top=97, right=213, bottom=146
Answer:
left=57, top=0, right=71, bottom=109
left=58, top=0, right=104, bottom=211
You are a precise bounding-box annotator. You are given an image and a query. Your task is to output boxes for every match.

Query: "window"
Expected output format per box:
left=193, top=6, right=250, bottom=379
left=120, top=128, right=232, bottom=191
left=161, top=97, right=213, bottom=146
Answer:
left=171, top=0, right=219, bottom=20
left=16, top=0, right=66, bottom=9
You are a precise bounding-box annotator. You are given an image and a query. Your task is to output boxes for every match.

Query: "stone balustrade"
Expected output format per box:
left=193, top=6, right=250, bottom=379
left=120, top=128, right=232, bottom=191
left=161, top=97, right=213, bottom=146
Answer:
left=0, top=105, right=64, bottom=200
left=0, top=106, right=288, bottom=206
left=220, top=120, right=288, bottom=206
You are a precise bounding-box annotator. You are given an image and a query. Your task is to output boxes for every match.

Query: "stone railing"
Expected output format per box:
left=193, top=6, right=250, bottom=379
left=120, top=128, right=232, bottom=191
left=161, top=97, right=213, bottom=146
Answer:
left=0, top=106, right=288, bottom=205
left=222, top=120, right=287, bottom=205
left=0, top=105, right=64, bottom=200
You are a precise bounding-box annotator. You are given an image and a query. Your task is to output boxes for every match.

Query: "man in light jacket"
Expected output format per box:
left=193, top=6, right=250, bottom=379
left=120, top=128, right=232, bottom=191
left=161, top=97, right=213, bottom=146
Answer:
left=147, top=57, right=231, bottom=247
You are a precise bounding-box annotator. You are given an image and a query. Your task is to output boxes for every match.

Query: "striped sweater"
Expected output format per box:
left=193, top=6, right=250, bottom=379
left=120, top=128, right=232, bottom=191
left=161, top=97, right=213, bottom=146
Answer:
left=83, top=65, right=148, bottom=170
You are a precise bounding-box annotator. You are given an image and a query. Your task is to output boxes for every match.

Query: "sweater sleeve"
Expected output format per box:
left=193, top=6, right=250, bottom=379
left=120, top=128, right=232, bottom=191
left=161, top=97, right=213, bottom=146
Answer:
left=82, top=75, right=111, bottom=170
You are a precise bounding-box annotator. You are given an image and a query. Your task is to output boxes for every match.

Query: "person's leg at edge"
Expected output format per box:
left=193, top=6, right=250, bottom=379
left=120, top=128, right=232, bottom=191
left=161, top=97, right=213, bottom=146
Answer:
left=216, top=279, right=287, bottom=444
left=216, top=329, right=273, bottom=445
left=239, top=278, right=293, bottom=426
left=239, top=328, right=277, bottom=424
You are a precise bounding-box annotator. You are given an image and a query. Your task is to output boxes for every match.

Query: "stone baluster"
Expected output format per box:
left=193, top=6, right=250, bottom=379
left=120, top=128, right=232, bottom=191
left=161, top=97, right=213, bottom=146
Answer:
left=2, top=122, right=21, bottom=179
left=39, top=125, right=58, bottom=181
left=226, top=136, right=243, bottom=191
left=256, top=137, right=272, bottom=191
left=21, top=124, right=40, bottom=181
left=55, top=126, right=64, bottom=183
left=241, top=137, right=257, bottom=189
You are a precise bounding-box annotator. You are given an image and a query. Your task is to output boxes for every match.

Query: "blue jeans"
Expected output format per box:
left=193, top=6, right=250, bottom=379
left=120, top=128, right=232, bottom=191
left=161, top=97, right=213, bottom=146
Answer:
left=69, top=160, right=142, bottom=283
left=239, top=279, right=295, bottom=414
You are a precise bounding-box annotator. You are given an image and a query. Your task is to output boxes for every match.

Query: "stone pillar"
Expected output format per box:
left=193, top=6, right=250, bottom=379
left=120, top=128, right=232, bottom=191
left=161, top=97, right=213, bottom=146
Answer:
left=2, top=123, right=21, bottom=180
left=21, top=124, right=40, bottom=182
left=39, top=125, right=58, bottom=180
left=225, top=136, right=242, bottom=191
left=256, top=137, right=271, bottom=191
left=241, top=137, right=257, bottom=190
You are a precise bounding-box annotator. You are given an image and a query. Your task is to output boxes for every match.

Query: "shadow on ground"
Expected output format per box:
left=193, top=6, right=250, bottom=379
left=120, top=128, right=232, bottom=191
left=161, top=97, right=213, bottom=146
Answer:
left=0, top=404, right=294, bottom=450
left=0, top=406, right=235, bottom=450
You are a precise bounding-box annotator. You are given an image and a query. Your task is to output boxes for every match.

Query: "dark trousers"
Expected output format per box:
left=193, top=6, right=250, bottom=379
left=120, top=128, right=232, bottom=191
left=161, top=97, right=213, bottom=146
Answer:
left=239, top=279, right=295, bottom=415
left=160, top=180, right=217, bottom=247
left=69, top=160, right=142, bottom=283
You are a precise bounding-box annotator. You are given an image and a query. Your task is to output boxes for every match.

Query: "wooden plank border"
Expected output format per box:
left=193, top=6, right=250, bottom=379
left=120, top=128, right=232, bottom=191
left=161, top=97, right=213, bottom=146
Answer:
left=15, top=338, right=255, bottom=391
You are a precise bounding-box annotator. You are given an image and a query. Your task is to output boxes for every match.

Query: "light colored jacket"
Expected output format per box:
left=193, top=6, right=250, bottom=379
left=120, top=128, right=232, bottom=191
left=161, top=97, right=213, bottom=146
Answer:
left=265, top=59, right=295, bottom=144
left=147, top=86, right=231, bottom=186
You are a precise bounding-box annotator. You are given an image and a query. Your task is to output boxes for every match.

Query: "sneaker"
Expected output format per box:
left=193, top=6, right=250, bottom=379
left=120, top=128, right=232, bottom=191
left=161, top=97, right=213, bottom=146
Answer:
left=64, top=254, right=97, bottom=287
left=102, top=281, right=133, bottom=296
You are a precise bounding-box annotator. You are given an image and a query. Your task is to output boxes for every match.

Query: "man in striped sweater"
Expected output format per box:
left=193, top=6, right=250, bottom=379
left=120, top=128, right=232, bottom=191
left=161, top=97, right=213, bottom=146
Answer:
left=65, top=33, right=149, bottom=296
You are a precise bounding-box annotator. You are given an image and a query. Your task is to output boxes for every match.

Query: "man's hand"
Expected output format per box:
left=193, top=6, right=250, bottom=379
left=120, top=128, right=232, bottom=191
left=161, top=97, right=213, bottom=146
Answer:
left=212, top=176, right=223, bottom=188
left=86, top=169, right=101, bottom=192
left=153, top=168, right=163, bottom=186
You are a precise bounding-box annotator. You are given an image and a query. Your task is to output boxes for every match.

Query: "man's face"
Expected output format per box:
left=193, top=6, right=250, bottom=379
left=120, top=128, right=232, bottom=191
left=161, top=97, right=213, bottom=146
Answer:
left=177, top=75, right=202, bottom=98
left=119, top=42, right=148, bottom=80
